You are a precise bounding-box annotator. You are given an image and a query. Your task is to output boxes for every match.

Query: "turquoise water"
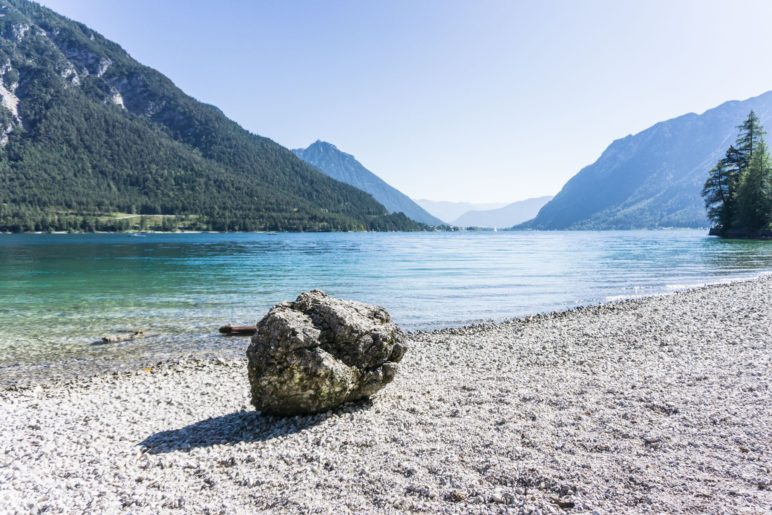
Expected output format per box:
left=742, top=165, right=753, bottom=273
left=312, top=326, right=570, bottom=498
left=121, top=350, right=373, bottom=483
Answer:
left=0, top=230, right=770, bottom=383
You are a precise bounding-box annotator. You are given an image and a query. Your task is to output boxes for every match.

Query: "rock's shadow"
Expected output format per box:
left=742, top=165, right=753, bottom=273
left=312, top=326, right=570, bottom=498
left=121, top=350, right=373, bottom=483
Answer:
left=139, top=400, right=372, bottom=454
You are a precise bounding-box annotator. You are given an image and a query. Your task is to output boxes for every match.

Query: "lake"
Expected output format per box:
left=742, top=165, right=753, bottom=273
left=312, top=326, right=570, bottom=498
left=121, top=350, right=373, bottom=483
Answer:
left=1, top=230, right=770, bottom=384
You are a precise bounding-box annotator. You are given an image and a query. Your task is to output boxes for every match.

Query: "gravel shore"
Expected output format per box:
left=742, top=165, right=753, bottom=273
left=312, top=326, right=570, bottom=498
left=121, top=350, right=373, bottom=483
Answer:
left=1, top=276, right=770, bottom=513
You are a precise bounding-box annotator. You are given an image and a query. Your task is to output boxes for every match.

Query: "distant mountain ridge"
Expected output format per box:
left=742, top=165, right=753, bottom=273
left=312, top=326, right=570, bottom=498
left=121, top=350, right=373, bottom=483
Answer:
left=520, top=91, right=772, bottom=229
left=0, top=0, right=419, bottom=232
left=293, top=141, right=444, bottom=226
left=415, top=200, right=509, bottom=224
left=452, top=196, right=553, bottom=228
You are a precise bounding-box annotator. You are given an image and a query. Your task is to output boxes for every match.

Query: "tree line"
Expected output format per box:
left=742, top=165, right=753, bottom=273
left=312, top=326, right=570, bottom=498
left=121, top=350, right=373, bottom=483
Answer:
left=702, top=111, right=772, bottom=236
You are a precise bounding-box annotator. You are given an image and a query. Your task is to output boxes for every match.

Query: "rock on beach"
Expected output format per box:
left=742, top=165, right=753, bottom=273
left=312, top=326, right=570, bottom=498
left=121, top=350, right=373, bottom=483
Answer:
left=246, top=290, right=407, bottom=415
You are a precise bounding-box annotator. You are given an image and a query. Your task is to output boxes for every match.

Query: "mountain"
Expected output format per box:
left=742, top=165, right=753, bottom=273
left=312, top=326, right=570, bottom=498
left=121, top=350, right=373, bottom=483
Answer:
left=0, top=0, right=420, bottom=232
left=520, top=91, right=772, bottom=230
left=415, top=200, right=508, bottom=225
left=452, top=196, right=553, bottom=228
left=292, top=141, right=444, bottom=226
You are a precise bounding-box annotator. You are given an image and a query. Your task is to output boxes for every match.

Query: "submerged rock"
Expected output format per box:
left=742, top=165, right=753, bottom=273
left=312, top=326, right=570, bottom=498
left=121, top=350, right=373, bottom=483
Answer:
left=246, top=290, right=407, bottom=416
left=97, top=330, right=144, bottom=345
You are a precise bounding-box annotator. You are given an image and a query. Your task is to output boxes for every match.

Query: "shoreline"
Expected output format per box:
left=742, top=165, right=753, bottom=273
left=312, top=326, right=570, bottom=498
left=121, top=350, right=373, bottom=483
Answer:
left=2, top=227, right=715, bottom=235
left=1, top=276, right=770, bottom=512
left=2, top=272, right=770, bottom=391
left=415, top=271, right=772, bottom=334
left=0, top=272, right=766, bottom=392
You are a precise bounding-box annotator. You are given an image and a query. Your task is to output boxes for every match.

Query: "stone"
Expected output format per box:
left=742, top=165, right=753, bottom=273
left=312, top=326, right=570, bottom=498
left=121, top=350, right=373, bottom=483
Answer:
left=246, top=290, right=407, bottom=416
left=98, top=330, right=144, bottom=344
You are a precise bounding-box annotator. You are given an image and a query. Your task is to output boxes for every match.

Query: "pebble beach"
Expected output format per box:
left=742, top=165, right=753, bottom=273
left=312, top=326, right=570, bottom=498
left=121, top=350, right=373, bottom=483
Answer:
left=1, top=276, right=770, bottom=513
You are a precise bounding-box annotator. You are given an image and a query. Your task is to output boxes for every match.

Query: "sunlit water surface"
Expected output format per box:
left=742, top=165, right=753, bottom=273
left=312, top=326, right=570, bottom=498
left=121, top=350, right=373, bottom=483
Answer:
left=1, top=230, right=770, bottom=384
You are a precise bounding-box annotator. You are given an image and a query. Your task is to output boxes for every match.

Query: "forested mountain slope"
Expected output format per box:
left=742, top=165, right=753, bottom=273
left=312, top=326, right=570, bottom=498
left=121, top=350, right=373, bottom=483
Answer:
left=293, top=141, right=443, bottom=226
left=520, top=91, right=772, bottom=229
left=0, top=0, right=419, bottom=232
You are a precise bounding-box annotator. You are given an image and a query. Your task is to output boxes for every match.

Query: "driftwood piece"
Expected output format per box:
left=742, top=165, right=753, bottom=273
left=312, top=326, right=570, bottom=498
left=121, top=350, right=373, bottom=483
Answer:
left=219, top=324, right=257, bottom=336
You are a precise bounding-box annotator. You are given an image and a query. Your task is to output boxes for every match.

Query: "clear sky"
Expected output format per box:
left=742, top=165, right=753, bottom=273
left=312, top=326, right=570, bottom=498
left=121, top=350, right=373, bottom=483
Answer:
left=36, top=0, right=772, bottom=203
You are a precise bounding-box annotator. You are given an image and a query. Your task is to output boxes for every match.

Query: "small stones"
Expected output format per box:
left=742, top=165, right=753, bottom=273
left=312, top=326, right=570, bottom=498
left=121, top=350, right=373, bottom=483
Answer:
left=447, top=490, right=467, bottom=502
left=2, top=277, right=770, bottom=513
left=551, top=496, right=576, bottom=509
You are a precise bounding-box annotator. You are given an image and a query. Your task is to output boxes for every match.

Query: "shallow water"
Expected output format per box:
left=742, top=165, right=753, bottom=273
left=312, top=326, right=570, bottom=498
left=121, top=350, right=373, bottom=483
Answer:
left=1, top=230, right=770, bottom=383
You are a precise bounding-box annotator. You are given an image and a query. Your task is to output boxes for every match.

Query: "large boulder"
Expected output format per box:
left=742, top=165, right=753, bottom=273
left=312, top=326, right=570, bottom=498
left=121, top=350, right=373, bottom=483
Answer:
left=246, top=290, right=407, bottom=416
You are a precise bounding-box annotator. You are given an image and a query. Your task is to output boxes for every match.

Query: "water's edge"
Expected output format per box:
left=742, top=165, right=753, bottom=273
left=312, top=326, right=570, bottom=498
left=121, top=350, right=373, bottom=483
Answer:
left=4, top=273, right=768, bottom=390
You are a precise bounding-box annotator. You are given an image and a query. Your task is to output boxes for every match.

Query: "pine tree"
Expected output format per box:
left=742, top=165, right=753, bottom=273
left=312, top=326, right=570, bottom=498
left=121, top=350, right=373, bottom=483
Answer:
left=734, top=111, right=766, bottom=169
left=703, top=110, right=769, bottom=232
left=702, top=158, right=735, bottom=228
left=735, top=141, right=772, bottom=231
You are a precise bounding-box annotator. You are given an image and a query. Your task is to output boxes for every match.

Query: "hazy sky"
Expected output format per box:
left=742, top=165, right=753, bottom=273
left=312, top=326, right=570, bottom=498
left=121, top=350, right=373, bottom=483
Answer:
left=36, top=0, right=772, bottom=203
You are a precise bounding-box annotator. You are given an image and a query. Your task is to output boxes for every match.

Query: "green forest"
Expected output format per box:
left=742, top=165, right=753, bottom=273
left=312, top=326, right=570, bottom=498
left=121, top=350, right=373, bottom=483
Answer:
left=0, top=0, right=424, bottom=233
left=703, top=111, right=772, bottom=237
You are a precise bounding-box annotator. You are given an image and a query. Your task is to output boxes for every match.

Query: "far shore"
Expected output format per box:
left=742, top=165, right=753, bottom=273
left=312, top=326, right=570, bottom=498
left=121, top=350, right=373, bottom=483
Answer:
left=0, top=226, right=732, bottom=238
left=1, top=276, right=770, bottom=512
